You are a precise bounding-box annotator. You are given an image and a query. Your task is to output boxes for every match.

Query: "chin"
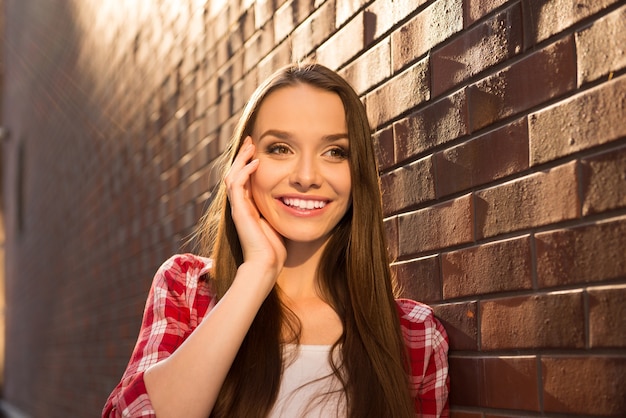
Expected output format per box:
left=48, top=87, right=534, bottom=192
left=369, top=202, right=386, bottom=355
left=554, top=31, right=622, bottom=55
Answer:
left=280, top=230, right=332, bottom=245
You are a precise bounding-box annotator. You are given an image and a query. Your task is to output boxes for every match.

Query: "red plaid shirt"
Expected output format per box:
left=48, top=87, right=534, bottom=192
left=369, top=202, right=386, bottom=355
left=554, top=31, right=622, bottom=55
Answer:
left=103, top=254, right=449, bottom=417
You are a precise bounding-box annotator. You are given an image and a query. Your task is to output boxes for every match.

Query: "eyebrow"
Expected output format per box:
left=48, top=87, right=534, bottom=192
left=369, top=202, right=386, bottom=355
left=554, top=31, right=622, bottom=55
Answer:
left=258, top=129, right=349, bottom=142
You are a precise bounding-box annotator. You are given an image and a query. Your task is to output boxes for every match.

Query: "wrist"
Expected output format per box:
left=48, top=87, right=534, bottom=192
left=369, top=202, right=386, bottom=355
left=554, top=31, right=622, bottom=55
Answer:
left=234, top=262, right=279, bottom=295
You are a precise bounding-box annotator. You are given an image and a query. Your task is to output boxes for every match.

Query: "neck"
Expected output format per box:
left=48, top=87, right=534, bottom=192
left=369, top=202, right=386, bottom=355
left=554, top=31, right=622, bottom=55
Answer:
left=277, top=237, right=328, bottom=300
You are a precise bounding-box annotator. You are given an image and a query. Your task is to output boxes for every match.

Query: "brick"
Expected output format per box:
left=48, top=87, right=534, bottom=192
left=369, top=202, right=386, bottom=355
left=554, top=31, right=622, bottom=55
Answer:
left=581, top=146, right=626, bottom=215
left=316, top=12, right=365, bottom=70
left=450, top=412, right=482, bottom=418
left=239, top=8, right=257, bottom=43
left=365, top=57, right=430, bottom=129
left=217, top=53, right=244, bottom=94
left=384, top=216, right=399, bottom=262
left=468, top=36, right=576, bottom=132
left=340, top=37, right=391, bottom=95
left=588, top=284, right=626, bottom=348
left=522, top=0, right=622, bottom=47
left=200, top=47, right=218, bottom=86
left=228, top=18, right=246, bottom=55
left=204, top=104, right=220, bottom=138
left=231, top=69, right=259, bottom=114
left=432, top=3, right=523, bottom=97
left=450, top=355, right=540, bottom=409
left=335, top=0, right=368, bottom=27
left=215, top=33, right=231, bottom=68
left=482, top=356, right=539, bottom=410
left=391, top=0, right=463, bottom=72
left=389, top=0, right=427, bottom=25
left=542, top=356, right=626, bottom=415
left=435, top=117, right=529, bottom=198
left=529, top=74, right=626, bottom=165
left=290, top=0, right=335, bottom=62
left=254, top=0, right=275, bottom=29
left=274, top=0, right=296, bottom=42
left=196, top=82, right=212, bottom=116
left=394, top=88, right=468, bottom=163
left=243, top=23, right=275, bottom=73
left=432, top=301, right=478, bottom=350
left=217, top=90, right=232, bottom=125
left=295, top=0, right=316, bottom=24
left=363, top=0, right=394, bottom=44
left=535, top=216, right=626, bottom=288
left=449, top=356, right=482, bottom=406
left=372, top=125, right=394, bottom=170
left=398, top=194, right=474, bottom=256
left=258, top=40, right=291, bottom=81
left=442, top=235, right=533, bottom=299
left=480, top=291, right=585, bottom=350
left=364, top=0, right=426, bottom=44
left=464, top=0, right=508, bottom=26
left=576, top=4, right=626, bottom=85
left=393, top=255, right=441, bottom=303
left=380, top=156, right=435, bottom=215
left=475, top=161, right=580, bottom=239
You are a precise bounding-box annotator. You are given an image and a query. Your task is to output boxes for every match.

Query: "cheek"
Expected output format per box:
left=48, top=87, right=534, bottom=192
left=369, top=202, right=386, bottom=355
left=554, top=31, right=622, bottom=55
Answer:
left=249, top=169, right=274, bottom=215
left=249, top=174, right=264, bottom=203
left=333, top=167, right=352, bottom=197
left=251, top=159, right=289, bottom=191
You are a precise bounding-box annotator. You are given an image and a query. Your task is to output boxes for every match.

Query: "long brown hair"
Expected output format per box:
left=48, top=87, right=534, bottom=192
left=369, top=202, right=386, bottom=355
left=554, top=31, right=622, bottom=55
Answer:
left=196, top=63, right=414, bottom=417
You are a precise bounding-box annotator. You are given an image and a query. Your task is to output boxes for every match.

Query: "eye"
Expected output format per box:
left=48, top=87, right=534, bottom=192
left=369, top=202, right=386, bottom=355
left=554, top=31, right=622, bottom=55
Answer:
left=266, top=143, right=292, bottom=155
left=323, top=146, right=349, bottom=161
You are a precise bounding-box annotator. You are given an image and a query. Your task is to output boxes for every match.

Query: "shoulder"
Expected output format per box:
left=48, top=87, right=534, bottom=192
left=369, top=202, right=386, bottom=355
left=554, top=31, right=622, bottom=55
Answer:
left=395, top=300, right=450, bottom=411
left=147, top=253, right=216, bottom=323
left=394, top=298, right=448, bottom=347
left=158, top=253, right=213, bottom=276
left=151, top=253, right=213, bottom=299
left=394, top=298, right=437, bottom=327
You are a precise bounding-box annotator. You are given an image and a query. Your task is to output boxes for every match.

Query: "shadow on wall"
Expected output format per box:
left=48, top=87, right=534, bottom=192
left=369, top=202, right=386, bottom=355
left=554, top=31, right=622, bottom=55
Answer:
left=1, top=0, right=111, bottom=416
left=0, top=0, right=5, bottom=404
left=0, top=198, right=4, bottom=406
left=0, top=401, right=28, bottom=418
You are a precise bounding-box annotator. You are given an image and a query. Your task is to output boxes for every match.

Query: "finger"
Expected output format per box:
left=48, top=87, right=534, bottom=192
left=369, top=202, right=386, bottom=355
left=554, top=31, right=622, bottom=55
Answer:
left=225, top=158, right=258, bottom=198
left=231, top=137, right=255, bottom=172
left=224, top=138, right=255, bottom=188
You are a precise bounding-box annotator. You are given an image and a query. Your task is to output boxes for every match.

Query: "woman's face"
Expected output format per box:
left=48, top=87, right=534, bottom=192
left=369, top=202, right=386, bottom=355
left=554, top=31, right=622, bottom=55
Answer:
left=250, top=84, right=352, bottom=246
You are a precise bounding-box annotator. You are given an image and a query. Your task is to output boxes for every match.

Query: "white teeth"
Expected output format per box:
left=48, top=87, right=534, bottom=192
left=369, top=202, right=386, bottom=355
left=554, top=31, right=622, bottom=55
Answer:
left=283, top=198, right=326, bottom=210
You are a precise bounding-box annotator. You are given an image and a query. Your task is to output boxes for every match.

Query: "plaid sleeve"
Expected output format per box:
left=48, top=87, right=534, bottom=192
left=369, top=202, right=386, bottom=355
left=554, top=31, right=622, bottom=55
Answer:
left=396, top=299, right=450, bottom=418
left=102, top=254, right=213, bottom=418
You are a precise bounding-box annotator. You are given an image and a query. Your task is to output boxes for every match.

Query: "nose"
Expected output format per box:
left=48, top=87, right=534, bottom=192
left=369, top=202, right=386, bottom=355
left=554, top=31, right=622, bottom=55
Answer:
left=290, top=154, right=321, bottom=190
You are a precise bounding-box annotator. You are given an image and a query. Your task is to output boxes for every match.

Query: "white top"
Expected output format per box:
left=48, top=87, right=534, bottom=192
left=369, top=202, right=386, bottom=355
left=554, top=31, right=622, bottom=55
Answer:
left=268, top=345, right=347, bottom=418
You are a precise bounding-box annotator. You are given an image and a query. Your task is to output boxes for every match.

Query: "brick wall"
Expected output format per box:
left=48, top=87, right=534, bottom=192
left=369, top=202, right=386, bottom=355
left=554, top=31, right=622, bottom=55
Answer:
left=1, top=0, right=624, bottom=416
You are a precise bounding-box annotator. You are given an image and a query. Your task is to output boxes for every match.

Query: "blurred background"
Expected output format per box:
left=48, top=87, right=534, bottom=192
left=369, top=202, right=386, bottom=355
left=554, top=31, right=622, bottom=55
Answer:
left=0, top=0, right=625, bottom=417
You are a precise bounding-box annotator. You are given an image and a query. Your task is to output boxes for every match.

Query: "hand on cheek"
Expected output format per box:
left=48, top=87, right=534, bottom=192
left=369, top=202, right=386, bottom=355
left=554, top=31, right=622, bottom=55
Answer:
left=224, top=136, right=286, bottom=278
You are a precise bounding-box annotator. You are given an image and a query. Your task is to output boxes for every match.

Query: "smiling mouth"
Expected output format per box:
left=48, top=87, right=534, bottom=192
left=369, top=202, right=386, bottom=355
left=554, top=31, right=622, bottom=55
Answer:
left=281, top=197, right=327, bottom=210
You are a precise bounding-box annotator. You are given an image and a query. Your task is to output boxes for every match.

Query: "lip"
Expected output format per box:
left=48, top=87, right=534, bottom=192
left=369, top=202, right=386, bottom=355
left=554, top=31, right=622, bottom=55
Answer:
left=276, top=194, right=331, bottom=217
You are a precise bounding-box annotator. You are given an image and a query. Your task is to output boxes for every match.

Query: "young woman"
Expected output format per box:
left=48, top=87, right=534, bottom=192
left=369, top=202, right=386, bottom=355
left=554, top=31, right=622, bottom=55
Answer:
left=103, top=63, right=449, bottom=418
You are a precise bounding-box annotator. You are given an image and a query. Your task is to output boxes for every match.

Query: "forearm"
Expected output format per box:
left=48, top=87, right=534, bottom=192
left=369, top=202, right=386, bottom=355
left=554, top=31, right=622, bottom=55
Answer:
left=143, top=263, right=275, bottom=418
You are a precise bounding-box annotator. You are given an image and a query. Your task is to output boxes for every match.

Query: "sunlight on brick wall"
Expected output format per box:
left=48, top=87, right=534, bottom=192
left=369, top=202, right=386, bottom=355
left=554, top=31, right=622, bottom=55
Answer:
left=1, top=0, right=625, bottom=416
